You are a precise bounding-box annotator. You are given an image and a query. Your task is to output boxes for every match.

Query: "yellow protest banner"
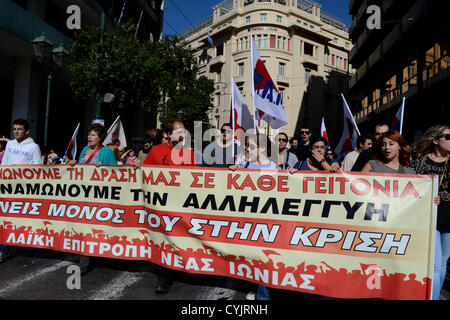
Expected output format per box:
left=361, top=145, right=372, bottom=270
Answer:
left=0, top=165, right=437, bottom=300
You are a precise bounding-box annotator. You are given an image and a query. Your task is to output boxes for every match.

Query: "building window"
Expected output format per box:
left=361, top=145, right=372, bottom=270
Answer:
left=277, top=15, right=283, bottom=23
left=277, top=36, right=286, bottom=50
left=257, top=34, right=262, bottom=48
left=238, top=62, right=245, bottom=77
left=263, top=34, right=269, bottom=48
left=260, top=13, right=267, bottom=21
left=305, top=69, right=311, bottom=85
left=246, top=16, right=251, bottom=23
left=216, top=44, right=224, bottom=56
left=304, top=42, right=314, bottom=56
left=279, top=62, right=286, bottom=77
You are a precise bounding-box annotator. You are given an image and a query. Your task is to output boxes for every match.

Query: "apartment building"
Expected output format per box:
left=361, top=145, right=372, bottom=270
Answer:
left=181, top=0, right=353, bottom=143
left=348, top=0, right=449, bottom=141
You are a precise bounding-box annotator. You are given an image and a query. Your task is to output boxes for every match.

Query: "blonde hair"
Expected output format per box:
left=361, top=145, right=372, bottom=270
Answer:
left=412, top=125, right=450, bottom=159
left=106, top=144, right=121, bottom=161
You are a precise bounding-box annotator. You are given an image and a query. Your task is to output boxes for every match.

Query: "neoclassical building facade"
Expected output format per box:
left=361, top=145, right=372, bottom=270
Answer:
left=182, top=0, right=353, bottom=142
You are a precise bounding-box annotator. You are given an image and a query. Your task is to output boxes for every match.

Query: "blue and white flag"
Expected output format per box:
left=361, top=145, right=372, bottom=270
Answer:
left=250, top=35, right=288, bottom=130
left=207, top=32, right=214, bottom=47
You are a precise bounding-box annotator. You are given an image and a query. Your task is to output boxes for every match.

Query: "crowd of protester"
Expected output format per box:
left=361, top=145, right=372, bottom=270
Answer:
left=0, top=117, right=449, bottom=300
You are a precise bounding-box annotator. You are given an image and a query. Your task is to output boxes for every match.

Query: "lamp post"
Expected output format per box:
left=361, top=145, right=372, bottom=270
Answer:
left=177, top=109, right=187, bottom=121
left=32, top=33, right=69, bottom=149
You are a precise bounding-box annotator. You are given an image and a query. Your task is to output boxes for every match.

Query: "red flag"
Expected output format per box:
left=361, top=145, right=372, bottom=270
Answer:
left=335, top=94, right=360, bottom=161
left=231, top=78, right=254, bottom=144
left=251, top=35, right=288, bottom=130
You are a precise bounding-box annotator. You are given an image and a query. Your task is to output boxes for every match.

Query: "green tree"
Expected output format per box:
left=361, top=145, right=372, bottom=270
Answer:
left=150, top=35, right=215, bottom=130
left=68, top=24, right=214, bottom=129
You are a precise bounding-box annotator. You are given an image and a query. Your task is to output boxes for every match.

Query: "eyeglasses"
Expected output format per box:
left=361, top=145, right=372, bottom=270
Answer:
left=437, top=134, right=450, bottom=141
left=279, top=139, right=288, bottom=143
left=300, top=131, right=311, bottom=135
left=221, top=129, right=232, bottom=134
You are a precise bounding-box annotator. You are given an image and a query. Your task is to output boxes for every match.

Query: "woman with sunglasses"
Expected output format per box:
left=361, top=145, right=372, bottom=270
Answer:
left=411, top=125, right=450, bottom=300
left=277, top=132, right=299, bottom=170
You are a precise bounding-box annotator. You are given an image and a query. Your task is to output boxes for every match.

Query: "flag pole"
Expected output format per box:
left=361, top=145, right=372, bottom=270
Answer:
left=250, top=34, right=257, bottom=133
left=400, top=97, right=405, bottom=135
left=341, top=93, right=360, bottom=136
left=107, top=115, right=121, bottom=135
left=231, top=78, right=236, bottom=160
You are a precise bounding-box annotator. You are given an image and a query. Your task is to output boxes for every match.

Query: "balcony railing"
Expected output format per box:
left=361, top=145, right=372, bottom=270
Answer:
left=355, top=53, right=450, bottom=123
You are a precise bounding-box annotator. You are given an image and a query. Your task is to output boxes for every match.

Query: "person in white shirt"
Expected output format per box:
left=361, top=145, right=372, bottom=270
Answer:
left=342, top=134, right=373, bottom=172
left=0, top=119, right=42, bottom=262
left=1, top=119, right=42, bottom=165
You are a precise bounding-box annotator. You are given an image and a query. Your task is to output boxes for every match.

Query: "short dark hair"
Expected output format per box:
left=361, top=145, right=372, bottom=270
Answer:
left=163, top=119, right=184, bottom=135
left=357, top=134, right=373, bottom=147
left=87, top=123, right=107, bottom=143
left=374, top=120, right=390, bottom=130
left=248, top=134, right=272, bottom=157
left=309, top=136, right=328, bottom=149
left=13, top=119, right=30, bottom=132
left=221, top=123, right=232, bottom=129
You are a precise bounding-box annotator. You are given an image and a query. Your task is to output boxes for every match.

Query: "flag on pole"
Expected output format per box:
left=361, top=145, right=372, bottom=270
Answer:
left=207, top=32, right=214, bottom=47
left=392, top=97, right=406, bottom=135
left=61, top=123, right=80, bottom=163
left=103, top=116, right=127, bottom=149
left=321, top=117, right=330, bottom=149
left=335, top=94, right=360, bottom=161
left=231, top=78, right=254, bottom=144
left=250, top=35, right=288, bottom=130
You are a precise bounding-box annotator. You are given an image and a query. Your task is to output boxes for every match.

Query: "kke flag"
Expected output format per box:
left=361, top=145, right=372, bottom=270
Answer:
left=392, top=97, right=406, bottom=134
left=335, top=94, right=360, bottom=161
left=231, top=78, right=254, bottom=144
left=61, top=123, right=80, bottom=163
left=321, top=117, right=330, bottom=148
left=103, top=116, right=127, bottom=149
left=250, top=35, right=288, bottom=130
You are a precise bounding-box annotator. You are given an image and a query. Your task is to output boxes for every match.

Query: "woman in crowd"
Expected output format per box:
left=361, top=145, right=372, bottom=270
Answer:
left=122, top=147, right=139, bottom=166
left=68, top=123, right=118, bottom=273
left=71, top=124, right=118, bottom=167
left=106, top=144, right=122, bottom=165
left=277, top=132, right=299, bottom=170
left=411, top=125, right=450, bottom=300
left=295, top=136, right=338, bottom=172
left=361, top=130, right=415, bottom=174
left=240, top=134, right=277, bottom=170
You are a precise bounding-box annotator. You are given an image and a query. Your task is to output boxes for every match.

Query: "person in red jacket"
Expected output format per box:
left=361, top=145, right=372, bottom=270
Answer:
left=143, top=119, right=195, bottom=294
left=144, top=119, right=195, bottom=167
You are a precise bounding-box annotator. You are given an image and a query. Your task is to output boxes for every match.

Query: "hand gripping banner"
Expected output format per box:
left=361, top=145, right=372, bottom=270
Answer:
left=0, top=165, right=438, bottom=300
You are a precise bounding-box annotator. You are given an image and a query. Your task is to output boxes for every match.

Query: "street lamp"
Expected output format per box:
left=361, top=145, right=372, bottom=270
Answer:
left=32, top=33, right=69, bottom=149
left=177, top=109, right=187, bottom=121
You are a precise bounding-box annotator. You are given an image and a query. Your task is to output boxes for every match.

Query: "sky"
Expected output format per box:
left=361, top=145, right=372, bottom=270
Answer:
left=162, top=0, right=352, bottom=36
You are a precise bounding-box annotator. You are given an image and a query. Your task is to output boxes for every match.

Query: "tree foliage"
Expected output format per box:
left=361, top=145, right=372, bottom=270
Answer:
left=68, top=23, right=214, bottom=127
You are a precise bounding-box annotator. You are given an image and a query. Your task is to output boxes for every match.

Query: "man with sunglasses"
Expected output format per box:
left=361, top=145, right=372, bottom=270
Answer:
left=277, top=132, right=299, bottom=170
left=294, top=127, right=312, bottom=162
left=202, top=123, right=237, bottom=168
